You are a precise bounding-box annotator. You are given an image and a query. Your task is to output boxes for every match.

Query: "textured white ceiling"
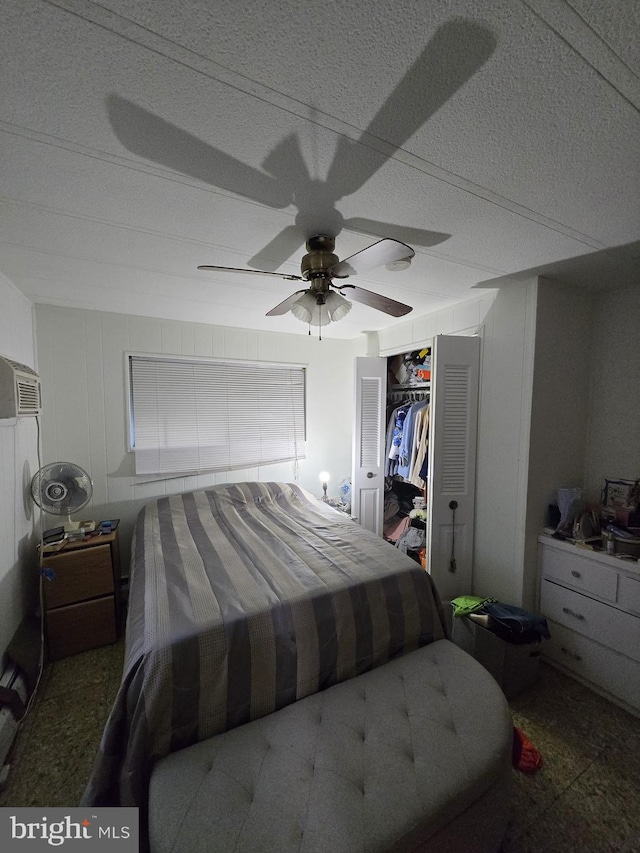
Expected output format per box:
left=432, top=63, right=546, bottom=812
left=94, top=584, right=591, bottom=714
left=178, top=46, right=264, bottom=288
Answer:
left=1, top=0, right=638, bottom=339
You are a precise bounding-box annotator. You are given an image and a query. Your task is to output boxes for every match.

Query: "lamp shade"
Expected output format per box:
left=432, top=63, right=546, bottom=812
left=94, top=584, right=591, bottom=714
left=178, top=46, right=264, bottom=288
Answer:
left=385, top=257, right=412, bottom=271
left=290, top=291, right=317, bottom=323
left=309, top=303, right=332, bottom=327
left=324, top=290, right=352, bottom=321
left=290, top=290, right=352, bottom=327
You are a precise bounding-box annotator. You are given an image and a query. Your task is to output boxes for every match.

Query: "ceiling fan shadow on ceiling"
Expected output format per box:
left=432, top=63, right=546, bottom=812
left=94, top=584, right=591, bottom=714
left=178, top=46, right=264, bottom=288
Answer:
left=106, top=19, right=496, bottom=271
left=198, top=234, right=414, bottom=337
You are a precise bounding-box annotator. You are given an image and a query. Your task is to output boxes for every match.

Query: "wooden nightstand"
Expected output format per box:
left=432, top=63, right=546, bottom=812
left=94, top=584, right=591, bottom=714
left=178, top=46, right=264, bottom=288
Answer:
left=40, top=529, right=122, bottom=660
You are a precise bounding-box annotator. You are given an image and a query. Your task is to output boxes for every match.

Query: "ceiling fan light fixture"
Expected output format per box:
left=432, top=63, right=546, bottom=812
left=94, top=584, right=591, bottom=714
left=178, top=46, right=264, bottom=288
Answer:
left=205, top=234, right=415, bottom=322
left=385, top=257, right=412, bottom=272
left=325, top=290, right=352, bottom=322
left=309, top=303, right=332, bottom=328
left=290, top=291, right=317, bottom=323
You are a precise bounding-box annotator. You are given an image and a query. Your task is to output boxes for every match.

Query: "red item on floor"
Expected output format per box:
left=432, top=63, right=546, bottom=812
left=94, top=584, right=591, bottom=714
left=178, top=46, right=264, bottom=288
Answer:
left=512, top=726, right=542, bottom=773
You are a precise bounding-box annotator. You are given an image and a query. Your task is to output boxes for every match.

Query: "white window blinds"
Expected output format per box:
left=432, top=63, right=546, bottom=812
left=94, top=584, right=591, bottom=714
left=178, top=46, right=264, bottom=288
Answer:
left=129, top=355, right=306, bottom=476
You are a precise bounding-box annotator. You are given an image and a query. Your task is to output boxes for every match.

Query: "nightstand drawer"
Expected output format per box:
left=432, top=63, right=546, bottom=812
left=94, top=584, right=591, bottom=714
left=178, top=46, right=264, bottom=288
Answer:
left=43, top=543, right=114, bottom=609
left=46, top=595, right=116, bottom=660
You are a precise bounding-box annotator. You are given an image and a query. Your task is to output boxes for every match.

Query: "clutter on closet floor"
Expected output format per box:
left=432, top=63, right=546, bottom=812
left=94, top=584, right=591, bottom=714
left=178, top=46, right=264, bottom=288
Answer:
left=382, top=478, right=426, bottom=565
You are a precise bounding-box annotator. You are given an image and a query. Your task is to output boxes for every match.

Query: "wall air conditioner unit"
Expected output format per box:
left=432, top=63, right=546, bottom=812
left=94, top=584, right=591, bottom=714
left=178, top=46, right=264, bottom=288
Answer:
left=0, top=355, right=41, bottom=417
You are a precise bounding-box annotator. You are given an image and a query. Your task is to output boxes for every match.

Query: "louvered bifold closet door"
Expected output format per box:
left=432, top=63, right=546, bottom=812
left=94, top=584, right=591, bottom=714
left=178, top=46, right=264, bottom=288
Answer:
left=427, top=335, right=480, bottom=602
left=352, top=357, right=387, bottom=535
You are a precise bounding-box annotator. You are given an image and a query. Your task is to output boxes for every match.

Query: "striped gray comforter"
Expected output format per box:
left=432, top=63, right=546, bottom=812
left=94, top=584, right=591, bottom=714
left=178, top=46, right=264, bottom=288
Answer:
left=82, top=482, right=446, bottom=816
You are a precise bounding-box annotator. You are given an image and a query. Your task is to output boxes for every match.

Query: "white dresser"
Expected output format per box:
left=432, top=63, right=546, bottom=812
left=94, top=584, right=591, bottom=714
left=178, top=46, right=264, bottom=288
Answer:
left=538, top=533, right=640, bottom=715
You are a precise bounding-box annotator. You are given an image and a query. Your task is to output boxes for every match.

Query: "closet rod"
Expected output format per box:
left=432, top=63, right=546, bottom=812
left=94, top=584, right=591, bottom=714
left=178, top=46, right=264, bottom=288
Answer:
left=389, top=383, right=430, bottom=391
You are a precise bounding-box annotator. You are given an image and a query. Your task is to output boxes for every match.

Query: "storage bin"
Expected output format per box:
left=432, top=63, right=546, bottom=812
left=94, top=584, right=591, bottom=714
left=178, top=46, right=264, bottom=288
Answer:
left=451, top=616, right=541, bottom=699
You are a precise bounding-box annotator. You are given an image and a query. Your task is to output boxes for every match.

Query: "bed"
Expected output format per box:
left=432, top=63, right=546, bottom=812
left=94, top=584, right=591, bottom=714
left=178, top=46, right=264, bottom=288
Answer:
left=81, top=482, right=449, bottom=822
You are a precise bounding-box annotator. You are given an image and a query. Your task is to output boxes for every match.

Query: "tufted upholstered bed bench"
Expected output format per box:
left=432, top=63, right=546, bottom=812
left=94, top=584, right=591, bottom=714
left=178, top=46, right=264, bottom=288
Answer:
left=148, top=639, right=513, bottom=853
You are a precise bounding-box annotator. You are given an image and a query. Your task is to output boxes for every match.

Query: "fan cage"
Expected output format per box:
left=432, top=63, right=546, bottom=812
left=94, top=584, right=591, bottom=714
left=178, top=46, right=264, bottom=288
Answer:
left=31, top=462, right=93, bottom=529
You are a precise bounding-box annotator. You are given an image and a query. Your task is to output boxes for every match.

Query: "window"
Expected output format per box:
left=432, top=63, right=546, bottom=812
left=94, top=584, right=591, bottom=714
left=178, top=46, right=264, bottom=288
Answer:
left=127, top=354, right=306, bottom=476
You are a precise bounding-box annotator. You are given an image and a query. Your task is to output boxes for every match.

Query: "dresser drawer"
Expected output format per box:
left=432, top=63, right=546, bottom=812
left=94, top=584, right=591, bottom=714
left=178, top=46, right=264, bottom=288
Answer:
left=46, top=595, right=116, bottom=660
left=43, top=543, right=114, bottom=609
left=618, top=574, right=640, bottom=615
left=543, top=619, right=640, bottom=713
left=540, top=580, right=640, bottom=664
left=540, top=545, right=617, bottom=601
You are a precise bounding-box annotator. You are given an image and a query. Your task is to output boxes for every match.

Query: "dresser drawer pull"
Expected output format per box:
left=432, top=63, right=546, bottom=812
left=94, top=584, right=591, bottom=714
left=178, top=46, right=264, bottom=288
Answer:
left=571, top=570, right=581, bottom=578
left=560, top=646, right=582, bottom=662
left=562, top=607, right=585, bottom=620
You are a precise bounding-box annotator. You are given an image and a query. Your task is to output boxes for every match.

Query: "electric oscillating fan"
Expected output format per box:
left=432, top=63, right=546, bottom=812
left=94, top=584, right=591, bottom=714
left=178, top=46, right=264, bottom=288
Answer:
left=31, top=462, right=93, bottom=532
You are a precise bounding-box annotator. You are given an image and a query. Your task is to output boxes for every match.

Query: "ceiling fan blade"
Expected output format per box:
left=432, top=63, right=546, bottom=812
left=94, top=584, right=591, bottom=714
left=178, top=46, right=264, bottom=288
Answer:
left=337, top=285, right=412, bottom=317
left=198, top=265, right=303, bottom=281
left=344, top=218, right=450, bottom=249
left=330, top=239, right=414, bottom=278
left=266, top=290, right=308, bottom=316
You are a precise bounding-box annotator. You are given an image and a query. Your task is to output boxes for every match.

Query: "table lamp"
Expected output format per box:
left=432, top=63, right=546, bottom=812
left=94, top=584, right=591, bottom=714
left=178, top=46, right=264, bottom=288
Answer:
left=319, top=471, right=330, bottom=502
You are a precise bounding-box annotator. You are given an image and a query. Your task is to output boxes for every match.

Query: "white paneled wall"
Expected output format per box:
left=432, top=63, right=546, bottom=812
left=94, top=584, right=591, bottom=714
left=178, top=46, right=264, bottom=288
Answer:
left=472, top=283, right=538, bottom=607
left=0, top=274, right=38, bottom=661
left=377, top=292, right=497, bottom=355
left=35, top=306, right=361, bottom=570
left=584, top=285, right=640, bottom=503
left=524, top=279, right=594, bottom=609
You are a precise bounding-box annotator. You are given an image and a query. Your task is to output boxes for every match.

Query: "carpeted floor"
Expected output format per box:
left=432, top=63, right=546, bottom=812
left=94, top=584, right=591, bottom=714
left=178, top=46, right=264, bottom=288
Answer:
left=1, top=641, right=639, bottom=852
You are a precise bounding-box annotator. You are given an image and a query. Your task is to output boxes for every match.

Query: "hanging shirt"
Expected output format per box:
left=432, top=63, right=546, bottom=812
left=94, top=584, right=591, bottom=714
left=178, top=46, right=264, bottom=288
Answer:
left=397, top=401, right=428, bottom=479
left=385, top=404, right=410, bottom=476
left=409, top=405, right=430, bottom=489
left=388, top=406, right=409, bottom=460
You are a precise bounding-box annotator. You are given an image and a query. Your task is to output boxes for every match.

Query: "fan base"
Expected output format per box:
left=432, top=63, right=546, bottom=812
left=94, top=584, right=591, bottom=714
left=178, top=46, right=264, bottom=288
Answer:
left=64, top=518, right=95, bottom=533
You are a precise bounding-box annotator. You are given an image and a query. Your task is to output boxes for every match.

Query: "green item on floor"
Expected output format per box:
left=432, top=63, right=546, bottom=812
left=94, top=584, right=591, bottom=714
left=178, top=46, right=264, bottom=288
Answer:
left=451, top=595, right=497, bottom=617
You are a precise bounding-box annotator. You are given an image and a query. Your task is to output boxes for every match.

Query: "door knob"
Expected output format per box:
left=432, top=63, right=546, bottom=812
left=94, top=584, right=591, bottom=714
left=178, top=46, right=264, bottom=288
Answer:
left=366, top=472, right=376, bottom=478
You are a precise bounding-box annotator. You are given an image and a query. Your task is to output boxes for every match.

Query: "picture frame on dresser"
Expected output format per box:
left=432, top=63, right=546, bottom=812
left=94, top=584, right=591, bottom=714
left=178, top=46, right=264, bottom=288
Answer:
left=602, top=477, right=636, bottom=509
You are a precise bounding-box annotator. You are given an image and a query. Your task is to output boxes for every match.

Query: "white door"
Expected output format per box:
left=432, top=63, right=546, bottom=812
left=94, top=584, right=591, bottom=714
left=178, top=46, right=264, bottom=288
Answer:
left=352, top=357, right=387, bottom=534
left=427, top=335, right=480, bottom=602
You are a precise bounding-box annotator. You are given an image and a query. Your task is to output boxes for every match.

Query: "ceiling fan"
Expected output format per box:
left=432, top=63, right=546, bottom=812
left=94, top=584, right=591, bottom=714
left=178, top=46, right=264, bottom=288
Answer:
left=198, top=234, right=414, bottom=328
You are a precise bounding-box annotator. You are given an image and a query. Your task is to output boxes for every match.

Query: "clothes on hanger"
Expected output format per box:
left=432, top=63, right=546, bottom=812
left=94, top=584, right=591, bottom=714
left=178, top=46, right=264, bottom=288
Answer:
left=388, top=405, right=409, bottom=463
left=396, top=400, right=428, bottom=484
left=385, top=347, right=430, bottom=487
left=385, top=403, right=410, bottom=476
left=408, top=405, right=430, bottom=489
left=384, top=396, right=430, bottom=486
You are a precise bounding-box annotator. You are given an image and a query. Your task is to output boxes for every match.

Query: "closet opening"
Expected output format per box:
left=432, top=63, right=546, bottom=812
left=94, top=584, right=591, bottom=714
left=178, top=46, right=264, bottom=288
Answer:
left=383, top=348, right=431, bottom=567
left=353, top=334, right=479, bottom=600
